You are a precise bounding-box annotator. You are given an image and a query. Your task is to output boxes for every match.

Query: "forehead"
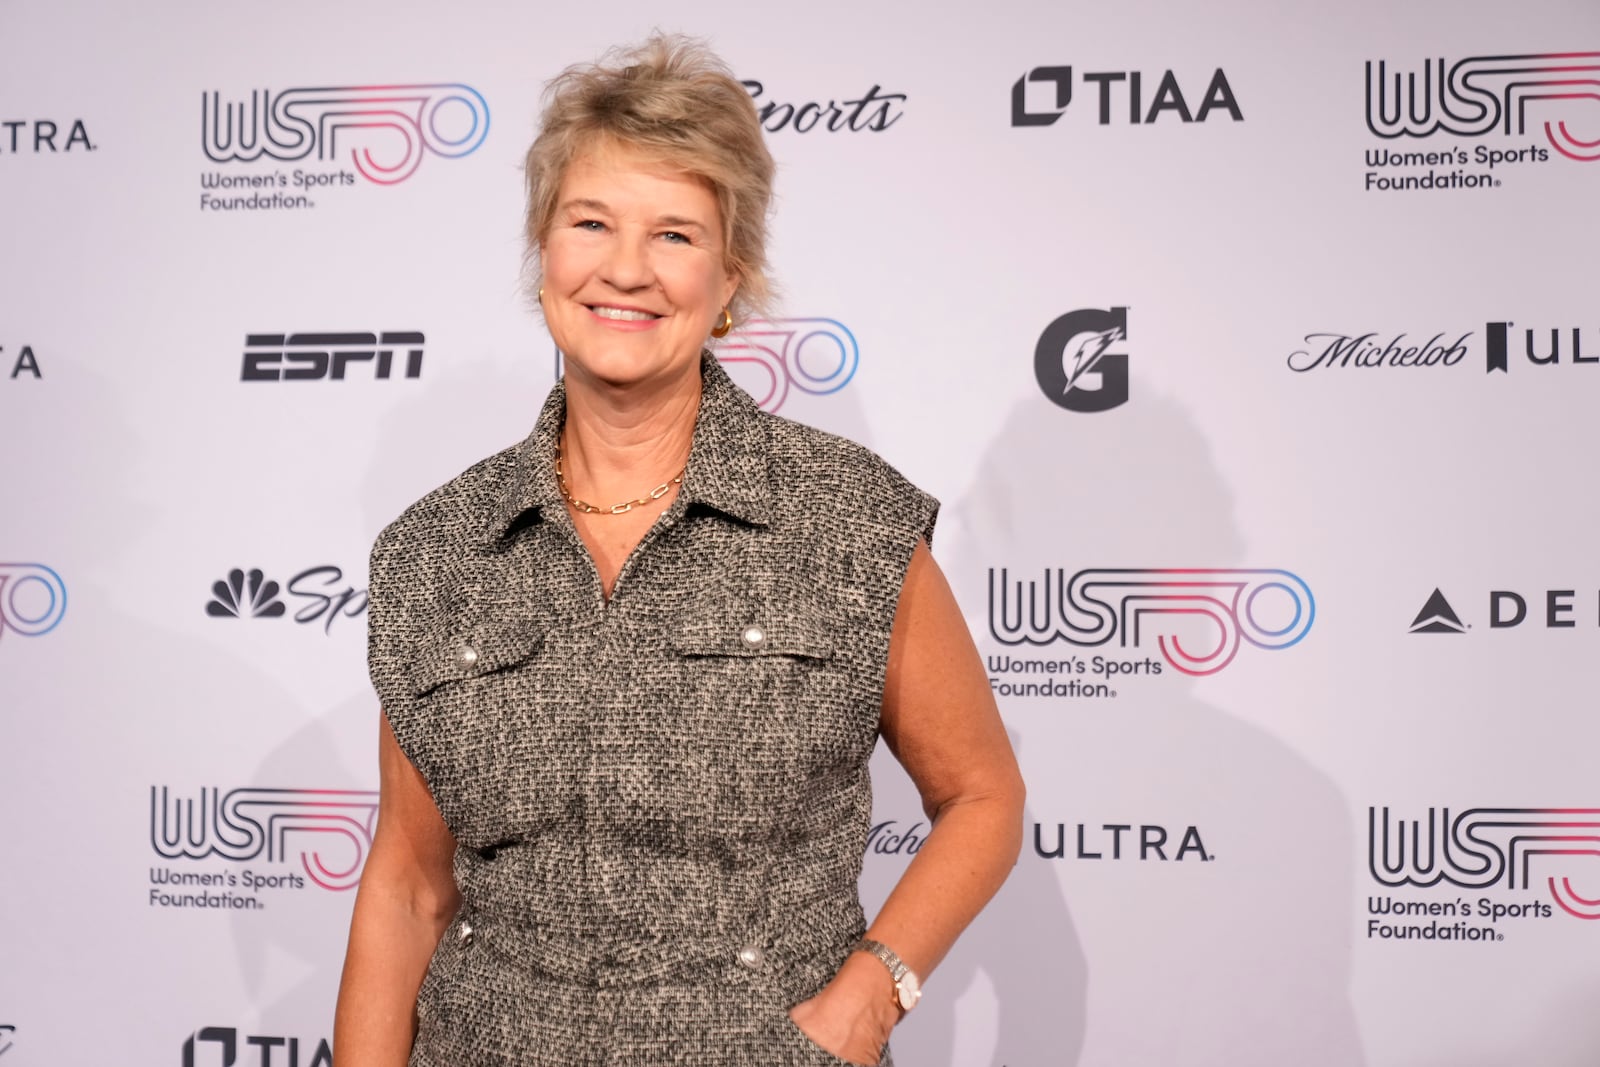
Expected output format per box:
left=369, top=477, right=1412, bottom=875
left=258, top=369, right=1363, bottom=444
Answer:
left=559, top=140, right=720, bottom=219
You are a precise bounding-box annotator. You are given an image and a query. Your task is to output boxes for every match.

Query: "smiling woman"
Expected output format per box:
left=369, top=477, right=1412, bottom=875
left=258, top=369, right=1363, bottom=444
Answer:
left=539, top=144, right=738, bottom=397
left=334, top=33, right=1025, bottom=1067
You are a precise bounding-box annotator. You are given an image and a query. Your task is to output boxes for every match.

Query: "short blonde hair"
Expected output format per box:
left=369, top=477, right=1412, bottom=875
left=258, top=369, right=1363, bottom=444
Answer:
left=524, top=34, right=776, bottom=325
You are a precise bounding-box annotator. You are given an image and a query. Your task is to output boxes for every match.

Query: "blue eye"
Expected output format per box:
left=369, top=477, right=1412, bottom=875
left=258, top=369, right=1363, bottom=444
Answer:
left=660, top=231, right=689, bottom=244
left=576, top=219, right=605, bottom=232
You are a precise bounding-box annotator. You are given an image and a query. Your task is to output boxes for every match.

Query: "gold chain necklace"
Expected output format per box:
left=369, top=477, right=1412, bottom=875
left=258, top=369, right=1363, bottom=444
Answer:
left=554, top=442, right=685, bottom=516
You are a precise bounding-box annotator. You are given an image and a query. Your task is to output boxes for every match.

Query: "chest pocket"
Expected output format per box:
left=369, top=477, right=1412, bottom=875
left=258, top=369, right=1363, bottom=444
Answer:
left=668, top=598, right=861, bottom=840
left=669, top=607, right=834, bottom=662
left=400, top=618, right=563, bottom=845
left=407, top=618, right=548, bottom=697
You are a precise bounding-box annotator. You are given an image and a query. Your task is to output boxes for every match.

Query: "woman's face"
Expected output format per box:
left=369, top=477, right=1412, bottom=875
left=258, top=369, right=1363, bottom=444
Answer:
left=541, top=140, right=739, bottom=390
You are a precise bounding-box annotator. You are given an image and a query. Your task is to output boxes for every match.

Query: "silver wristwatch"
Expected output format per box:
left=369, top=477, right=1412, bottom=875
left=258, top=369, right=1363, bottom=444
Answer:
left=852, top=938, right=922, bottom=1012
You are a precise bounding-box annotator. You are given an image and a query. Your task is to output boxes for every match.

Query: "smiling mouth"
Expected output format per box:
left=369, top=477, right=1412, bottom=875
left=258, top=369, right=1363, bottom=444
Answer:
left=589, top=306, right=660, bottom=322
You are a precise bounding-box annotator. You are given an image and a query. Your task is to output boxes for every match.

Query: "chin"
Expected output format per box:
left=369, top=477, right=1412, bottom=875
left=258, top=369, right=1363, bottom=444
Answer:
left=564, top=339, right=700, bottom=388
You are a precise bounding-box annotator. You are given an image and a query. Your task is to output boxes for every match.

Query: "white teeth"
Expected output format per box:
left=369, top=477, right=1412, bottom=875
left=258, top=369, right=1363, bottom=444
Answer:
left=592, top=306, right=658, bottom=321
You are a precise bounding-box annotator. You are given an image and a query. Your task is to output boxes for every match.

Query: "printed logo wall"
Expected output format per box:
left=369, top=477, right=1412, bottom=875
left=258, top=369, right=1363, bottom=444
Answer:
left=5, top=5, right=1600, bottom=1066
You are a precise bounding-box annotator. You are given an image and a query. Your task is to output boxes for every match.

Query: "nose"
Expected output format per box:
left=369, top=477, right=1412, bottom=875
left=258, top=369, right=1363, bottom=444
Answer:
left=599, top=230, right=654, bottom=292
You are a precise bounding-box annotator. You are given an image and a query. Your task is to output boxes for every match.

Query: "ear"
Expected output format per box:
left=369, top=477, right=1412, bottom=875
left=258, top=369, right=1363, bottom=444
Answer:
left=720, top=270, right=741, bottom=313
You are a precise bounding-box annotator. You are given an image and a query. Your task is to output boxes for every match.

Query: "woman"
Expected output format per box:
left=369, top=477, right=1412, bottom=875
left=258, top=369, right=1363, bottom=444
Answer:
left=335, top=35, right=1024, bottom=1067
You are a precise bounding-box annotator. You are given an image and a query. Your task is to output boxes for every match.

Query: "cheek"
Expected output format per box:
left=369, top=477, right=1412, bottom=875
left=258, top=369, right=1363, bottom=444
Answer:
left=681, top=261, right=731, bottom=309
left=541, top=238, right=590, bottom=290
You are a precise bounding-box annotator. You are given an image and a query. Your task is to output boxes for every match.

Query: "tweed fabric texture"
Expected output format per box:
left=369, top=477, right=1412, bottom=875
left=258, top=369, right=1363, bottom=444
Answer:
left=368, top=354, right=938, bottom=1066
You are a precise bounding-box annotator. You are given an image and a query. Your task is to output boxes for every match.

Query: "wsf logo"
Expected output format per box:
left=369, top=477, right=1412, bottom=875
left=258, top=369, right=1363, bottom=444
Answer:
left=202, top=83, right=489, bottom=182
left=199, top=83, right=488, bottom=211
left=0, top=563, right=66, bottom=644
left=1368, top=807, right=1600, bottom=937
left=1367, top=52, right=1600, bottom=162
left=989, top=568, right=1314, bottom=676
left=150, top=786, right=380, bottom=895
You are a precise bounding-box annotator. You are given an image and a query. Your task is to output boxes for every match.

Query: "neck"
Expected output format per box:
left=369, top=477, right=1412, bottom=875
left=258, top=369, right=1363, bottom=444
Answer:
left=560, top=357, right=702, bottom=501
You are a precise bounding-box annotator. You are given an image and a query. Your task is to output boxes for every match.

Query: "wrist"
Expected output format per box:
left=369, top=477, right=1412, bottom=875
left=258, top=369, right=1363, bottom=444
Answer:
left=830, top=952, right=903, bottom=1032
left=850, top=938, right=923, bottom=1014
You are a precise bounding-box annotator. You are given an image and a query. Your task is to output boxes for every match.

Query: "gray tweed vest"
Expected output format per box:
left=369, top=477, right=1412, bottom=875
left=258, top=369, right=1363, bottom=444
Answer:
left=368, top=354, right=937, bottom=1066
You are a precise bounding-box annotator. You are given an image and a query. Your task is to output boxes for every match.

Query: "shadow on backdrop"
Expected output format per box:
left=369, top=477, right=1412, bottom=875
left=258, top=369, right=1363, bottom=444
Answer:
left=902, top=376, right=1369, bottom=1067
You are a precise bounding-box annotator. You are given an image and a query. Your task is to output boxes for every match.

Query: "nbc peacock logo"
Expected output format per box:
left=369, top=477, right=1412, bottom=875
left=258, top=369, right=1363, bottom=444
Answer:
left=206, top=568, right=285, bottom=619
left=203, top=565, right=366, bottom=634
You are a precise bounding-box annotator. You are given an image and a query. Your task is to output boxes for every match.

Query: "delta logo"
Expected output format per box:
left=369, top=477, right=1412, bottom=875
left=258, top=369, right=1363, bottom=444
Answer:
left=1410, top=587, right=1600, bottom=633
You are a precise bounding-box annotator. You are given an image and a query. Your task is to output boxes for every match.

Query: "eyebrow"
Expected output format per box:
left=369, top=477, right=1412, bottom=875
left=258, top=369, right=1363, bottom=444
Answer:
left=655, top=215, right=708, bottom=231
left=559, top=199, right=709, bottom=231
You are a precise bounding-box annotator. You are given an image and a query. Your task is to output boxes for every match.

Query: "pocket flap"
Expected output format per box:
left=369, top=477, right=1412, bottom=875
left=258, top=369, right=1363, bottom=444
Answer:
left=670, top=603, right=834, bottom=660
left=407, top=619, right=547, bottom=696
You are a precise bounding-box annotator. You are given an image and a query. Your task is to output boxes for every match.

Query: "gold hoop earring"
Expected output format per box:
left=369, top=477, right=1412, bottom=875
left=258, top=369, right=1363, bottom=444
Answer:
left=537, top=287, right=545, bottom=301
left=710, top=308, right=733, bottom=338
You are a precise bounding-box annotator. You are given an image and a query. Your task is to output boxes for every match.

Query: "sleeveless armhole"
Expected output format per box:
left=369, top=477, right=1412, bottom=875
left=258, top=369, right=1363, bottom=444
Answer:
left=366, top=521, right=434, bottom=787
left=852, top=454, right=940, bottom=724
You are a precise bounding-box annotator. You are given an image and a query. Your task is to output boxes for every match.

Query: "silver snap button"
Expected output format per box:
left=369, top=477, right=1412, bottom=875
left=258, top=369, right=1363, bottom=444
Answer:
left=454, top=644, right=479, bottom=669
left=740, top=625, right=765, bottom=650
left=737, top=944, right=764, bottom=968
left=458, top=921, right=474, bottom=943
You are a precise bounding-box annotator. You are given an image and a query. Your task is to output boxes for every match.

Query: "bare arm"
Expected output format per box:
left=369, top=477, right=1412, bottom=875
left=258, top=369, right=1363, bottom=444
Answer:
left=791, top=539, right=1026, bottom=1062
left=333, top=715, right=461, bottom=1066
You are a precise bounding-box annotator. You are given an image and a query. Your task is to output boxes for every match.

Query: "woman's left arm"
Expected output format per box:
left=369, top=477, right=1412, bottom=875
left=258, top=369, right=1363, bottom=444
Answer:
left=789, top=539, right=1027, bottom=1063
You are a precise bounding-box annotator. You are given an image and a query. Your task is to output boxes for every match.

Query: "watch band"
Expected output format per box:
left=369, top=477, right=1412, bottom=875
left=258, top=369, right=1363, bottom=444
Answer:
left=852, top=938, right=923, bottom=1011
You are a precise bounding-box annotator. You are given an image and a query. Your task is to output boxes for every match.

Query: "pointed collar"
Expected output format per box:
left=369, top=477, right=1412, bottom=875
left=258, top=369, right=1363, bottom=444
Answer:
left=483, top=352, right=772, bottom=545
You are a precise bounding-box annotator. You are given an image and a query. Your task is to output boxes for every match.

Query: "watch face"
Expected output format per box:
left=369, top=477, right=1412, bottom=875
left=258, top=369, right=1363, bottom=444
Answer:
left=897, top=972, right=922, bottom=1010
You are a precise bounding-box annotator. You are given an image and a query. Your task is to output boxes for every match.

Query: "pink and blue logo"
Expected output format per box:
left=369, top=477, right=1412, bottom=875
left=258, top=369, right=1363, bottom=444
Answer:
left=202, top=84, right=489, bottom=184
left=714, top=318, right=859, bottom=412
left=1371, top=806, right=1600, bottom=921
left=150, top=786, right=379, bottom=892
left=1367, top=52, right=1600, bottom=163
left=987, top=567, right=1314, bottom=675
left=0, top=563, right=66, bottom=643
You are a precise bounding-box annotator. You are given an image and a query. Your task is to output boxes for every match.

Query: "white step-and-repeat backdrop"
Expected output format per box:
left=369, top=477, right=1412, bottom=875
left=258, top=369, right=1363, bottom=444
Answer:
left=4, top=1, right=1599, bottom=1064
